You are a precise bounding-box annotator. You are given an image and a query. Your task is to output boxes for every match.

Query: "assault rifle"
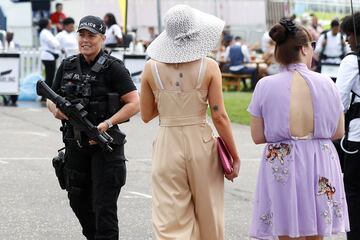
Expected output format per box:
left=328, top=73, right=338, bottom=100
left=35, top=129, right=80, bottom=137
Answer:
left=36, top=80, right=114, bottom=152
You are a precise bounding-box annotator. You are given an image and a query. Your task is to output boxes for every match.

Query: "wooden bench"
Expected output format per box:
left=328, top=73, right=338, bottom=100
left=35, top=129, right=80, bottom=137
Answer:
left=221, top=72, right=252, bottom=91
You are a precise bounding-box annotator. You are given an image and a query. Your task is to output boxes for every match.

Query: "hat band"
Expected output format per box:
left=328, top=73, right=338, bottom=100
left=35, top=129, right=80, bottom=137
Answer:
left=173, top=29, right=200, bottom=46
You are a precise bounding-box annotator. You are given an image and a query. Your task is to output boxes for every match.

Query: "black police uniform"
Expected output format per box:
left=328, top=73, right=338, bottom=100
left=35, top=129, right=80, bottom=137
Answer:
left=51, top=50, right=136, bottom=240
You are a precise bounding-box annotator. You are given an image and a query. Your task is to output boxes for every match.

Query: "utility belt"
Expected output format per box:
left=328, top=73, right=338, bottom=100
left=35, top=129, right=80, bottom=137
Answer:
left=319, top=54, right=344, bottom=62
left=61, top=122, right=126, bottom=147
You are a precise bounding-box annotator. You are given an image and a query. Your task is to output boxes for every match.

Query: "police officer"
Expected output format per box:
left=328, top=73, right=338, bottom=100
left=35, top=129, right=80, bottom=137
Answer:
left=336, top=12, right=360, bottom=239
left=46, top=15, right=139, bottom=240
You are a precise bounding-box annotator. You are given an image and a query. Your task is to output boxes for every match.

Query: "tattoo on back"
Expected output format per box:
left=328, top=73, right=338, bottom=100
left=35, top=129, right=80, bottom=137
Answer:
left=212, top=105, right=219, bottom=111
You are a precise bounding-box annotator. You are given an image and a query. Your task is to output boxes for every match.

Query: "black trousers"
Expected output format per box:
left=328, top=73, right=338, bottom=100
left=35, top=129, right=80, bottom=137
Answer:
left=344, top=141, right=360, bottom=239
left=64, top=143, right=126, bottom=240
left=42, top=60, right=56, bottom=88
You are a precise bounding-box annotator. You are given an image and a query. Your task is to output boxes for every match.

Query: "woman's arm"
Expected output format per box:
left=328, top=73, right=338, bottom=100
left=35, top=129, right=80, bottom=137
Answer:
left=46, top=99, right=68, bottom=120
left=98, top=90, right=140, bottom=132
left=332, top=112, right=345, bottom=140
left=140, top=61, right=159, bottom=123
left=250, top=116, right=266, bottom=144
left=207, top=59, right=240, bottom=181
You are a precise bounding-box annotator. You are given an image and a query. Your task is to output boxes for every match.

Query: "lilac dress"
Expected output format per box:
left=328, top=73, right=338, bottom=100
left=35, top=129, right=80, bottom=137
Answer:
left=248, top=63, right=349, bottom=238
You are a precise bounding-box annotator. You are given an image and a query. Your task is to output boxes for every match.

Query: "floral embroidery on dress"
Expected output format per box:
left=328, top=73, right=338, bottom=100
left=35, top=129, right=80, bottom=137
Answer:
left=266, top=143, right=292, bottom=164
left=321, top=209, right=332, bottom=224
left=265, top=143, right=292, bottom=183
left=317, top=176, right=344, bottom=224
left=333, top=201, right=343, bottom=218
left=260, top=212, right=273, bottom=225
left=320, top=143, right=336, bottom=161
left=317, top=176, right=336, bottom=201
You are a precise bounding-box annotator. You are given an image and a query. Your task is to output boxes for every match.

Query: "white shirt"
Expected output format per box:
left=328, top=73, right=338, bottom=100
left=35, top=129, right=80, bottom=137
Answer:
left=336, top=54, right=360, bottom=141
left=40, top=28, right=60, bottom=61
left=315, top=31, right=349, bottom=64
left=104, top=24, right=123, bottom=45
left=56, top=30, right=78, bottom=57
left=261, top=31, right=271, bottom=53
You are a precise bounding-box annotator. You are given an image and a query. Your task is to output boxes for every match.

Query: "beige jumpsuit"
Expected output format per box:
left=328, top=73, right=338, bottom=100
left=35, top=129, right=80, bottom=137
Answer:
left=151, top=58, right=224, bottom=240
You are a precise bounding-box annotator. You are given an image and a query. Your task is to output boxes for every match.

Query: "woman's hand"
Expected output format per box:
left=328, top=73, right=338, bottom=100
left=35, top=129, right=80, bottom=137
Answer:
left=47, top=100, right=68, bottom=120
left=88, top=121, right=109, bottom=145
left=225, top=158, right=240, bottom=182
left=53, top=108, right=68, bottom=120
left=97, top=121, right=109, bottom=133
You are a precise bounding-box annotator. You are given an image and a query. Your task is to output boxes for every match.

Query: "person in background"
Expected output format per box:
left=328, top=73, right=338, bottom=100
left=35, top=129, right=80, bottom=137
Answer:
left=261, top=30, right=272, bottom=53
left=143, top=26, right=158, bottom=49
left=39, top=18, right=60, bottom=100
left=258, top=39, right=280, bottom=77
left=314, top=19, right=349, bottom=70
left=249, top=17, right=349, bottom=240
left=141, top=5, right=240, bottom=240
left=4, top=32, right=18, bottom=50
left=50, top=3, right=66, bottom=33
left=47, top=15, right=139, bottom=240
left=103, top=13, right=123, bottom=47
left=224, top=36, right=257, bottom=90
left=335, top=12, right=360, bottom=240
left=309, top=13, right=322, bottom=41
left=56, top=17, right=78, bottom=58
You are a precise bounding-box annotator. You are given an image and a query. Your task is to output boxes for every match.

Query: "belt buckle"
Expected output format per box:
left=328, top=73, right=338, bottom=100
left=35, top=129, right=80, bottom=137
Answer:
left=76, top=140, right=83, bottom=148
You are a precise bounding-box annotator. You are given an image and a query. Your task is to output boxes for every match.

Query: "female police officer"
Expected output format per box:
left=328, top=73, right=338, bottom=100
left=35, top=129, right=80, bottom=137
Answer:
left=46, top=15, right=139, bottom=240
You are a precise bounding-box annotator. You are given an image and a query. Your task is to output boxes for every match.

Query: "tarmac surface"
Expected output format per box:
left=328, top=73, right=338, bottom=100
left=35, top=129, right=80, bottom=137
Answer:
left=0, top=101, right=346, bottom=240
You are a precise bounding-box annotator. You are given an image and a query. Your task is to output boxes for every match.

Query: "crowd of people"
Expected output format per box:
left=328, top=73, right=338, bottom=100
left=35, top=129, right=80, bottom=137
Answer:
left=213, top=13, right=349, bottom=91
left=38, top=4, right=360, bottom=240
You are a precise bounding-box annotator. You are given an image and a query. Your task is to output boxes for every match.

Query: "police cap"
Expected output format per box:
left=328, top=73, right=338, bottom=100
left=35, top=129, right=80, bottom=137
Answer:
left=77, top=15, right=106, bottom=35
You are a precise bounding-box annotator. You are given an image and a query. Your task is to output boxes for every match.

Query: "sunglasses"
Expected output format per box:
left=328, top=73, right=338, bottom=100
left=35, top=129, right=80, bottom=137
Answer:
left=310, top=41, right=316, bottom=50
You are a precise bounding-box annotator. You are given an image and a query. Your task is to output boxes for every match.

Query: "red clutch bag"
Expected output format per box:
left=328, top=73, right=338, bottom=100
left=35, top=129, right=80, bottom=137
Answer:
left=216, top=137, right=233, bottom=174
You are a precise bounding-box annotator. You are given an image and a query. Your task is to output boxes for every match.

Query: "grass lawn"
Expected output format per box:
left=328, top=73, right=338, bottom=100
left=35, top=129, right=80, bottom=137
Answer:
left=221, top=91, right=253, bottom=125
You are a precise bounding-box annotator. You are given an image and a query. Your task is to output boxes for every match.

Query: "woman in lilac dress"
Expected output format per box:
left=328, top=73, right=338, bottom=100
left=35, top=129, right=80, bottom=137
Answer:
left=248, top=18, right=349, bottom=239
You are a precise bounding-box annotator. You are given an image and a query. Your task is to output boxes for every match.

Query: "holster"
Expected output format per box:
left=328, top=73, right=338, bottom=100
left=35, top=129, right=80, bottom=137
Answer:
left=52, top=148, right=66, bottom=190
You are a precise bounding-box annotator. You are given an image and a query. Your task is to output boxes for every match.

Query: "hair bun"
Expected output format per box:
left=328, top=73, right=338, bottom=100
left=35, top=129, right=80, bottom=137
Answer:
left=269, top=24, right=287, bottom=44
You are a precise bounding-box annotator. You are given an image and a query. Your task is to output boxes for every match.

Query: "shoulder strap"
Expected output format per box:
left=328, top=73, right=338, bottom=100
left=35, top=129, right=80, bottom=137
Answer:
left=340, top=32, right=346, bottom=56
left=320, top=31, right=328, bottom=56
left=196, top=57, right=208, bottom=89
left=150, top=61, right=164, bottom=90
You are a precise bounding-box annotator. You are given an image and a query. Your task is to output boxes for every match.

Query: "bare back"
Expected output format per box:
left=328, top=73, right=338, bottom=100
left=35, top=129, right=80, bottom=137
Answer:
left=289, top=71, right=314, bottom=137
left=150, top=58, right=210, bottom=92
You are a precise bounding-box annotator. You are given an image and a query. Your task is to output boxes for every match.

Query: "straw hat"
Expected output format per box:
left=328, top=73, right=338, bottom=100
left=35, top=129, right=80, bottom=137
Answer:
left=146, top=5, right=225, bottom=63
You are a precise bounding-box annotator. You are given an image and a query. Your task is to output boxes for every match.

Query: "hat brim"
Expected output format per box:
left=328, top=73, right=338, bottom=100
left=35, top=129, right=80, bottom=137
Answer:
left=146, top=8, right=225, bottom=64
left=77, top=26, right=100, bottom=34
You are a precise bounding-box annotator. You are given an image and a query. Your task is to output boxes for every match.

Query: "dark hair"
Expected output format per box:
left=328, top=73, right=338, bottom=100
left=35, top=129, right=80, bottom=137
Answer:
left=62, top=17, right=74, bottom=26
left=341, top=12, right=360, bottom=35
left=331, top=19, right=340, bottom=28
left=104, top=13, right=117, bottom=27
left=38, top=18, right=49, bottom=31
left=56, top=3, right=62, bottom=8
left=234, top=36, right=242, bottom=41
left=269, top=18, right=312, bottom=65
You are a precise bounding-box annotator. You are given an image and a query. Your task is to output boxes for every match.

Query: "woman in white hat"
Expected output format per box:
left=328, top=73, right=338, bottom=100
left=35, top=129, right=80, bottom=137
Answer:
left=140, top=5, right=240, bottom=240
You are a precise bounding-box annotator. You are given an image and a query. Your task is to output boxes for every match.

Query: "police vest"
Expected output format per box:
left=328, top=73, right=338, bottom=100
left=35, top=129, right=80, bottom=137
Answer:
left=60, top=52, right=120, bottom=124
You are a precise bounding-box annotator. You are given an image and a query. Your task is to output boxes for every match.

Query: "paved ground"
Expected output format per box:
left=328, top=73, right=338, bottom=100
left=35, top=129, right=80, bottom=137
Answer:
left=0, top=101, right=346, bottom=239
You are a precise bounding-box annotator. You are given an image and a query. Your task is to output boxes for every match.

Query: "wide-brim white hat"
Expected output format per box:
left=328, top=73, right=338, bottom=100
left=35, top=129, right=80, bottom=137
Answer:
left=146, top=4, right=225, bottom=64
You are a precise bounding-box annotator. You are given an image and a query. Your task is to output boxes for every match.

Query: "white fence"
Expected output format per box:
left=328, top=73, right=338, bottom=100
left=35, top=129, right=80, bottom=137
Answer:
left=18, top=47, right=42, bottom=81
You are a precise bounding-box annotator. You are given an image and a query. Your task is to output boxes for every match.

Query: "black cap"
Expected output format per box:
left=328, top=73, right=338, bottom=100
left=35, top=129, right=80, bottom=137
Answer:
left=77, top=15, right=106, bottom=34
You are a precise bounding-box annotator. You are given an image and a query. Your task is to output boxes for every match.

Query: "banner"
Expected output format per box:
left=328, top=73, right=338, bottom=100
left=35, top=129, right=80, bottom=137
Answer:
left=0, top=53, right=20, bottom=94
left=119, top=0, right=128, bottom=34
